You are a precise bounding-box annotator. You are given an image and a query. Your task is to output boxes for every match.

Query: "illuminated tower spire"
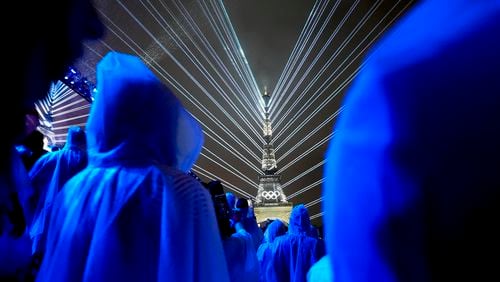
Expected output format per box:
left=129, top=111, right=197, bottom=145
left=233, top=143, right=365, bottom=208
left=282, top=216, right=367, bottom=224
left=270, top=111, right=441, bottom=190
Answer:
left=255, top=87, right=287, bottom=204
left=261, top=86, right=277, bottom=174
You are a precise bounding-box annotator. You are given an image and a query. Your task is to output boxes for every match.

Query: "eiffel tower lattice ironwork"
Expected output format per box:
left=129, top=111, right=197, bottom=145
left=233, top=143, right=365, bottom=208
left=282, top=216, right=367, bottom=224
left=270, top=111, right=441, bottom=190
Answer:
left=255, top=87, right=288, bottom=205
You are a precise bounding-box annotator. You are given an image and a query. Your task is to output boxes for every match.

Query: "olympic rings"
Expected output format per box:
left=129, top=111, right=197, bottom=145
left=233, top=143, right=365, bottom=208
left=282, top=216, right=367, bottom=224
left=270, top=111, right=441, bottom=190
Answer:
left=261, top=190, right=281, bottom=200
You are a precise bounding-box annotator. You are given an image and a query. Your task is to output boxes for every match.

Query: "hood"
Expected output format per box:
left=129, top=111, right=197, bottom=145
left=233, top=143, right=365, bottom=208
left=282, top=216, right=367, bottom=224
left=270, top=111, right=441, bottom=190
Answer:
left=86, top=51, right=203, bottom=172
left=288, top=204, right=311, bottom=235
left=63, top=126, right=87, bottom=151
left=263, top=219, right=287, bottom=243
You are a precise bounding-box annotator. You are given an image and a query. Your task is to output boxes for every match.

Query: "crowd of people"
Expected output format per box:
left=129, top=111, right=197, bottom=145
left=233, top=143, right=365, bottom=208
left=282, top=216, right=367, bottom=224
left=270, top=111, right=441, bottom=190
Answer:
left=1, top=0, right=499, bottom=281
left=1, top=0, right=103, bottom=280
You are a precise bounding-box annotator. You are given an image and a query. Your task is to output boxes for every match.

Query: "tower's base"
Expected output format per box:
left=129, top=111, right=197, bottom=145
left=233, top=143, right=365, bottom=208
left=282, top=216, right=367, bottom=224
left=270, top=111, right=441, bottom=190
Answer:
left=253, top=202, right=293, bottom=226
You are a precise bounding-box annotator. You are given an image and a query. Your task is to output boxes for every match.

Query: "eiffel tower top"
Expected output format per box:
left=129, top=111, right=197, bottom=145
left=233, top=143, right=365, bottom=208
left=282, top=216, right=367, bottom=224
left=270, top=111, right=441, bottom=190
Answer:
left=263, top=85, right=271, bottom=109
left=261, top=87, right=277, bottom=174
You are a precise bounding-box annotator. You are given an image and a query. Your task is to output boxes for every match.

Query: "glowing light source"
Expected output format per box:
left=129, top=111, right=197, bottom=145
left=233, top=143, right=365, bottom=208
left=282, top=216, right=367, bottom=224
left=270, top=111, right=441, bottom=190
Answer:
left=60, top=66, right=96, bottom=103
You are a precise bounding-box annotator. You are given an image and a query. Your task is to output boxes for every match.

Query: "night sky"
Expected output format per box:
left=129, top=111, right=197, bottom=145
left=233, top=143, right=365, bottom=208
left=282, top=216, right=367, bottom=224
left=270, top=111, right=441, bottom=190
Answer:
left=54, top=0, right=417, bottom=227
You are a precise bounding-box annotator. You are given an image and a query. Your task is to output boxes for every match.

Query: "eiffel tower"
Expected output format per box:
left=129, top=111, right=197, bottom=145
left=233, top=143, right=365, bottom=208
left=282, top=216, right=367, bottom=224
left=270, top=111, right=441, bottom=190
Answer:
left=253, top=87, right=293, bottom=224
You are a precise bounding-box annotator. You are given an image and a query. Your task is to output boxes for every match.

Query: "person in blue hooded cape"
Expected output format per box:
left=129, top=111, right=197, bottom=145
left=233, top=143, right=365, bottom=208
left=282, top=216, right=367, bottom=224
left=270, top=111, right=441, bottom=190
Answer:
left=205, top=180, right=259, bottom=282
left=323, top=1, right=500, bottom=281
left=266, top=204, right=325, bottom=282
left=222, top=220, right=260, bottom=282
left=233, top=197, right=264, bottom=251
left=256, top=219, right=287, bottom=282
left=28, top=125, right=88, bottom=259
left=36, top=51, right=230, bottom=282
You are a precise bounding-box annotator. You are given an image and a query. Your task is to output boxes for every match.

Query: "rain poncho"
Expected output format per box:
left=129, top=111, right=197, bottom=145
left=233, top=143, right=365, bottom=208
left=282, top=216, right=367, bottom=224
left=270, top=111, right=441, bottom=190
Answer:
left=323, top=1, right=500, bottom=281
left=256, top=219, right=287, bottom=282
left=235, top=203, right=263, bottom=251
left=266, top=204, right=325, bottom=282
left=223, top=223, right=260, bottom=282
left=306, top=255, right=332, bottom=282
left=36, top=51, right=230, bottom=282
left=29, top=125, right=88, bottom=255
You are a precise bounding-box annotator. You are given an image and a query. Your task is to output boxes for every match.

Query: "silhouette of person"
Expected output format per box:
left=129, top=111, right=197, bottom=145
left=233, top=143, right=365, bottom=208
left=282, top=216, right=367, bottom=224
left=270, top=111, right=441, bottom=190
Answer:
left=1, top=1, right=104, bottom=280
left=266, top=204, right=325, bottom=282
left=223, top=220, right=260, bottom=282
left=234, top=197, right=264, bottom=251
left=28, top=126, right=88, bottom=262
left=256, top=219, right=287, bottom=282
left=36, top=51, right=230, bottom=282
left=323, top=1, right=500, bottom=281
left=206, top=180, right=259, bottom=282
